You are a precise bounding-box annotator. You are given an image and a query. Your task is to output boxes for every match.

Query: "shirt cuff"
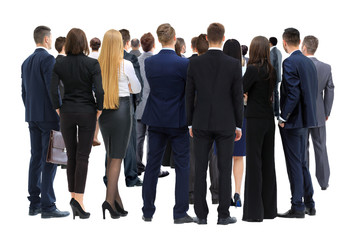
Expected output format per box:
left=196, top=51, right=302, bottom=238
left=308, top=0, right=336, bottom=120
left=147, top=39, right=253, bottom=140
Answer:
left=279, top=116, right=286, bottom=122
left=188, top=126, right=192, bottom=129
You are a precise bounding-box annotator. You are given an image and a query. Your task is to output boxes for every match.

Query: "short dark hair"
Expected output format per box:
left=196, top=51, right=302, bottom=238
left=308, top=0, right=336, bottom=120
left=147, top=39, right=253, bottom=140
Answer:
left=223, top=39, right=241, bottom=61
left=65, top=28, right=89, bottom=55
left=55, top=36, right=66, bottom=53
left=241, top=45, right=248, bottom=56
left=283, top=28, right=300, bottom=46
left=196, top=34, right=209, bottom=55
left=131, top=38, right=140, bottom=48
left=269, top=37, right=278, bottom=46
left=140, top=33, right=155, bottom=52
left=191, top=37, right=198, bottom=49
left=90, top=37, right=101, bottom=51
left=119, top=29, right=130, bottom=47
left=303, top=35, right=319, bottom=55
left=33, top=26, right=51, bottom=44
left=207, top=23, right=225, bottom=44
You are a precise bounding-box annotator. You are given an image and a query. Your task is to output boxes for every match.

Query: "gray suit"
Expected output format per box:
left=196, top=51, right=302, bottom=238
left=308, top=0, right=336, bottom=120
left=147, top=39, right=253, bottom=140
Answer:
left=135, top=51, right=153, bottom=172
left=307, top=57, right=334, bottom=189
left=270, top=46, right=282, bottom=117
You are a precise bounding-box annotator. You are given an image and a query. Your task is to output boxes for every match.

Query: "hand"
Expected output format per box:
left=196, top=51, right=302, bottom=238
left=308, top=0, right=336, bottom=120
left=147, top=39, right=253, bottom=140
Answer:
left=326, top=116, right=329, bottom=121
left=243, top=93, right=248, bottom=105
left=189, top=127, right=193, bottom=138
left=235, top=129, right=242, bottom=141
left=128, top=83, right=133, bottom=93
left=96, top=110, right=102, bottom=120
left=56, top=109, right=60, bottom=116
left=278, top=122, right=285, bottom=128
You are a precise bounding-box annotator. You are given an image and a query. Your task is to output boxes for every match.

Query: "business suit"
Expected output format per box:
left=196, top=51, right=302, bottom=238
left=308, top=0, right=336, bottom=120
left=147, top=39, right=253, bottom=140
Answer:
left=22, top=47, right=59, bottom=212
left=307, top=57, right=334, bottom=189
left=141, top=49, right=190, bottom=220
left=270, top=46, right=282, bottom=118
left=279, top=50, right=318, bottom=212
left=55, top=55, right=65, bottom=99
left=186, top=49, right=243, bottom=220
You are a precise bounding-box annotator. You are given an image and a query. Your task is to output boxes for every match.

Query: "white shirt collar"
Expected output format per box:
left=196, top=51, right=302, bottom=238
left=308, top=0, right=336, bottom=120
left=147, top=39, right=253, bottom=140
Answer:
left=306, top=55, right=315, bottom=58
left=208, top=47, right=222, bottom=51
left=36, top=46, right=49, bottom=52
left=162, top=48, right=175, bottom=51
left=270, top=46, right=275, bottom=51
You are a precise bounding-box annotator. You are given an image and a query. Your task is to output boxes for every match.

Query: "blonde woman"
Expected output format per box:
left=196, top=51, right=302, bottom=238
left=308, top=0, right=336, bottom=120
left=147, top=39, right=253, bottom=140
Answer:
left=98, top=29, right=141, bottom=219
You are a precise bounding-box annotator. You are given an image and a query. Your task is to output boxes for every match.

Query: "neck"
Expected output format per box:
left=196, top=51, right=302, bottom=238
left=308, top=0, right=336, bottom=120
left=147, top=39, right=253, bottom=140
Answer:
left=287, top=46, right=299, bottom=54
left=36, top=43, right=48, bottom=50
left=208, top=42, right=222, bottom=48
left=162, top=45, right=174, bottom=49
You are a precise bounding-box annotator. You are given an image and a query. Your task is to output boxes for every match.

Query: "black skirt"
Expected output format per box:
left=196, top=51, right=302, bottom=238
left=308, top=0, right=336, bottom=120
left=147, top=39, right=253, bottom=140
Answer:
left=99, top=97, right=132, bottom=159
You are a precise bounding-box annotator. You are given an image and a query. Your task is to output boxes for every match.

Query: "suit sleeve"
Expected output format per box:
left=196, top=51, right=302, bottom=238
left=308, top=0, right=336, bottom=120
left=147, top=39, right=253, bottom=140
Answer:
left=323, top=65, right=334, bottom=117
left=232, top=61, right=244, bottom=129
left=280, top=58, right=301, bottom=121
left=186, top=61, right=196, bottom=126
left=21, top=64, right=26, bottom=105
left=243, top=65, right=256, bottom=93
left=91, top=60, right=104, bottom=111
left=131, top=55, right=143, bottom=105
left=50, top=59, right=62, bottom=109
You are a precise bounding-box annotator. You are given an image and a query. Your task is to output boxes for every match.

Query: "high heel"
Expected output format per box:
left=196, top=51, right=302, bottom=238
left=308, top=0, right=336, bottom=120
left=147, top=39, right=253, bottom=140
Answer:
left=70, top=198, right=90, bottom=219
left=102, top=201, right=121, bottom=219
left=233, top=193, right=242, bottom=207
left=114, top=201, right=128, bottom=217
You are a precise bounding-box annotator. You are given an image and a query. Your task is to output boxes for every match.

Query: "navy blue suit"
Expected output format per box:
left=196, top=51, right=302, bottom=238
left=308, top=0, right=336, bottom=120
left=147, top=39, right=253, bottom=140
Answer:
left=279, top=50, right=318, bottom=211
left=141, top=49, right=190, bottom=220
left=21, top=48, right=59, bottom=212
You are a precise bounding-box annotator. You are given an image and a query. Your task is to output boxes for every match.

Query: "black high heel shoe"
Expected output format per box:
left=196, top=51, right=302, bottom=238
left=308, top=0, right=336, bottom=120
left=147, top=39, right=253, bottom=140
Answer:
left=102, top=201, right=121, bottom=219
left=114, top=200, right=128, bottom=217
left=70, top=198, right=90, bottom=219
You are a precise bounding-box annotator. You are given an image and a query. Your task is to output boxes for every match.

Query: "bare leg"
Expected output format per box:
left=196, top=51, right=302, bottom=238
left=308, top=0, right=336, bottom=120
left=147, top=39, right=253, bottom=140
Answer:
left=93, top=121, right=101, bottom=146
left=233, top=156, right=244, bottom=194
left=74, top=193, right=85, bottom=210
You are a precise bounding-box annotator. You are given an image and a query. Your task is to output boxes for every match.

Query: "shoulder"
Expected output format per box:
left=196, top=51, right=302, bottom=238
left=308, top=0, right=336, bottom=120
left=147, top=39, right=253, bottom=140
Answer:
left=124, top=59, right=134, bottom=68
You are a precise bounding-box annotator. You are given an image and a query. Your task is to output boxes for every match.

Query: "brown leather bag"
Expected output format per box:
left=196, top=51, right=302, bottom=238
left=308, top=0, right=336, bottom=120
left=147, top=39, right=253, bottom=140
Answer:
left=46, top=130, right=67, bottom=165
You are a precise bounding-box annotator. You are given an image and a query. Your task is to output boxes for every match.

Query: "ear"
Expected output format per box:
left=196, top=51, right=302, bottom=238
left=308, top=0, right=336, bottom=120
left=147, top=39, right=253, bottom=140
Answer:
left=206, top=35, right=208, bottom=42
left=222, top=35, right=225, bottom=42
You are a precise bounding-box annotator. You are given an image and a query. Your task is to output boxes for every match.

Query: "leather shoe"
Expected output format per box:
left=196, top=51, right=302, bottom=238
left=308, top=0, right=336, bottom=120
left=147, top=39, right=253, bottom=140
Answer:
left=174, top=214, right=196, bottom=224
left=217, top=216, right=237, bottom=225
left=242, top=218, right=263, bottom=222
left=29, top=208, right=41, bottom=216
left=158, top=170, right=169, bottom=178
left=277, top=209, right=305, bottom=218
left=194, top=217, right=207, bottom=225
left=41, top=208, right=70, bottom=219
left=305, top=207, right=316, bottom=216
left=142, top=215, right=152, bottom=222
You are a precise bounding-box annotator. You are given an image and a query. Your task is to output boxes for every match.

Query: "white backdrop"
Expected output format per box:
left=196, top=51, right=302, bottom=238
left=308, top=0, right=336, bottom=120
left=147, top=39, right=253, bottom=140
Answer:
left=1, top=0, right=360, bottom=239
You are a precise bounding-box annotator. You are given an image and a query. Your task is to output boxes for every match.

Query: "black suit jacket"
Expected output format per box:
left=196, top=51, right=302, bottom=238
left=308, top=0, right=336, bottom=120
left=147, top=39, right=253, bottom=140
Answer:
left=124, top=50, right=143, bottom=107
left=186, top=49, right=244, bottom=131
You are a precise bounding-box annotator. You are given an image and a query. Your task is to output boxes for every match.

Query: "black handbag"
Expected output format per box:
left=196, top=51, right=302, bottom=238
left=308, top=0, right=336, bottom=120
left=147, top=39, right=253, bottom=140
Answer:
left=46, top=130, right=67, bottom=165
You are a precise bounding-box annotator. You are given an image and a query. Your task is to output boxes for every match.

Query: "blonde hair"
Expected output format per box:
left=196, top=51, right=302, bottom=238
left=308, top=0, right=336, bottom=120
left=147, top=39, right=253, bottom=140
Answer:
left=156, top=23, right=175, bottom=45
left=98, top=29, right=124, bottom=109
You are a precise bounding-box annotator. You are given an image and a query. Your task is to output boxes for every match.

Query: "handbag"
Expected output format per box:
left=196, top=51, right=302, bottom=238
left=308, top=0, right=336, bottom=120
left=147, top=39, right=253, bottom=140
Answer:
left=46, top=130, right=67, bottom=165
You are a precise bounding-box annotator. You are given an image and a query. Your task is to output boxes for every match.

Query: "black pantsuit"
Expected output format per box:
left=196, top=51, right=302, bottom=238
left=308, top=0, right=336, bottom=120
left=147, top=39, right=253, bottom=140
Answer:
left=242, top=118, right=277, bottom=220
left=60, top=112, right=97, bottom=193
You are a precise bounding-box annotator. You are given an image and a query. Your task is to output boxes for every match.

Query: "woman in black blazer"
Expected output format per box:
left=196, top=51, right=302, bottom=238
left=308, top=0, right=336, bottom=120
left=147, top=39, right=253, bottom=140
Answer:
left=51, top=28, right=104, bottom=219
left=242, top=36, right=277, bottom=222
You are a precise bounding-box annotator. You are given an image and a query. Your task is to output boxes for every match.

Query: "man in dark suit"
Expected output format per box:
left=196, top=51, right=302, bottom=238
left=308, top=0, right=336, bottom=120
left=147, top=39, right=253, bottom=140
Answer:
left=21, top=26, right=69, bottom=218
left=186, top=23, right=243, bottom=225
left=302, top=35, right=334, bottom=190
left=141, top=23, right=194, bottom=224
left=278, top=28, right=318, bottom=218
left=269, top=37, right=282, bottom=118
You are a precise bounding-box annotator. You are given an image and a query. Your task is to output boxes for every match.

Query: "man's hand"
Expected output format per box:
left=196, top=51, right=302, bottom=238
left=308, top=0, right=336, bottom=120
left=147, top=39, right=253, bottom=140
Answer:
left=235, top=129, right=242, bottom=141
left=189, top=127, right=193, bottom=138
left=278, top=122, right=285, bottom=128
left=56, top=109, right=60, bottom=116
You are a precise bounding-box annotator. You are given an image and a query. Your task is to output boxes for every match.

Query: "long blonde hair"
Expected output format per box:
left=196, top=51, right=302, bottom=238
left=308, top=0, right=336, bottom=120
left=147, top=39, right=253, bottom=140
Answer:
left=98, top=29, right=124, bottom=109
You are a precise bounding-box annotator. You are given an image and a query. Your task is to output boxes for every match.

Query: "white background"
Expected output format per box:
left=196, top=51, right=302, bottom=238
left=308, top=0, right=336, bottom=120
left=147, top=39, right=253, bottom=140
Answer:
left=0, top=0, right=360, bottom=239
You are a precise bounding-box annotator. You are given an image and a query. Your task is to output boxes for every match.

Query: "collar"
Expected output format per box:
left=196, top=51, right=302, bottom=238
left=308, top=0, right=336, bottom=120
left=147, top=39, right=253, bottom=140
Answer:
left=36, top=46, right=49, bottom=52
left=208, top=47, right=222, bottom=51
left=289, top=49, right=300, bottom=55
left=270, top=46, right=275, bottom=51
left=162, top=48, right=175, bottom=51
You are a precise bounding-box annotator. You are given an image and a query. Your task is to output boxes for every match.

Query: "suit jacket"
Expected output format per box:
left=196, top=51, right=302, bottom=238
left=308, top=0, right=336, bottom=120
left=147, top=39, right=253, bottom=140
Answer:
left=135, top=51, right=153, bottom=120
left=142, top=49, right=189, bottom=128
left=186, top=49, right=244, bottom=131
left=309, top=57, right=334, bottom=127
left=21, top=48, right=58, bottom=122
left=129, top=49, right=141, bottom=58
left=280, top=50, right=318, bottom=129
left=188, top=54, right=198, bottom=60
left=270, top=47, right=282, bottom=84
left=124, top=50, right=143, bottom=107
left=55, top=55, right=65, bottom=99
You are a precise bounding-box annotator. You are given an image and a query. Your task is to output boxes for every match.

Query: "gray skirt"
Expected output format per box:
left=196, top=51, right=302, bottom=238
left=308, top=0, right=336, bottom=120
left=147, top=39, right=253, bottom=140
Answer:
left=99, top=97, right=132, bottom=159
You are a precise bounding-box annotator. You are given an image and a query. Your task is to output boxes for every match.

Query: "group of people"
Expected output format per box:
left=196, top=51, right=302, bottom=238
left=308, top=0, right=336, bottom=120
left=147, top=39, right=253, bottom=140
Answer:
left=21, top=22, right=334, bottom=224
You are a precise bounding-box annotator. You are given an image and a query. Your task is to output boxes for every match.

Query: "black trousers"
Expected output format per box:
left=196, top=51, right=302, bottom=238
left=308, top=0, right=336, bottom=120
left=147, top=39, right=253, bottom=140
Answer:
left=193, top=129, right=234, bottom=219
left=60, top=112, right=96, bottom=194
left=243, top=118, right=277, bottom=221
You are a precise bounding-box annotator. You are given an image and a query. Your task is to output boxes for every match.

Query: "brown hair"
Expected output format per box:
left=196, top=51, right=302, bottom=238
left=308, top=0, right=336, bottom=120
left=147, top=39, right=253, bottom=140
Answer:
left=55, top=36, right=66, bottom=53
left=90, top=37, right=101, bottom=51
left=65, top=28, right=89, bottom=55
left=156, top=23, right=175, bottom=45
left=140, top=32, right=155, bottom=52
left=33, top=26, right=51, bottom=44
left=196, top=34, right=209, bottom=55
left=302, top=35, right=319, bottom=55
left=207, top=23, right=224, bottom=44
left=119, top=29, right=130, bottom=47
left=248, top=36, right=276, bottom=103
left=283, top=28, right=300, bottom=46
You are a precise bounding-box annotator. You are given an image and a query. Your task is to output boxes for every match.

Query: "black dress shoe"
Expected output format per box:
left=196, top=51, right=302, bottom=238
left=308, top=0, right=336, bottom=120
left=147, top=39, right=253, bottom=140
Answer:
left=158, top=170, right=169, bottom=178
left=194, top=217, right=207, bottom=225
left=29, top=208, right=41, bottom=216
left=242, top=218, right=263, bottom=222
left=174, top=214, right=196, bottom=224
left=142, top=215, right=152, bottom=222
left=217, top=216, right=237, bottom=225
left=212, top=199, right=219, bottom=204
left=41, top=208, right=70, bottom=219
left=277, top=209, right=305, bottom=218
left=321, top=185, right=329, bottom=190
left=305, top=207, right=316, bottom=216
